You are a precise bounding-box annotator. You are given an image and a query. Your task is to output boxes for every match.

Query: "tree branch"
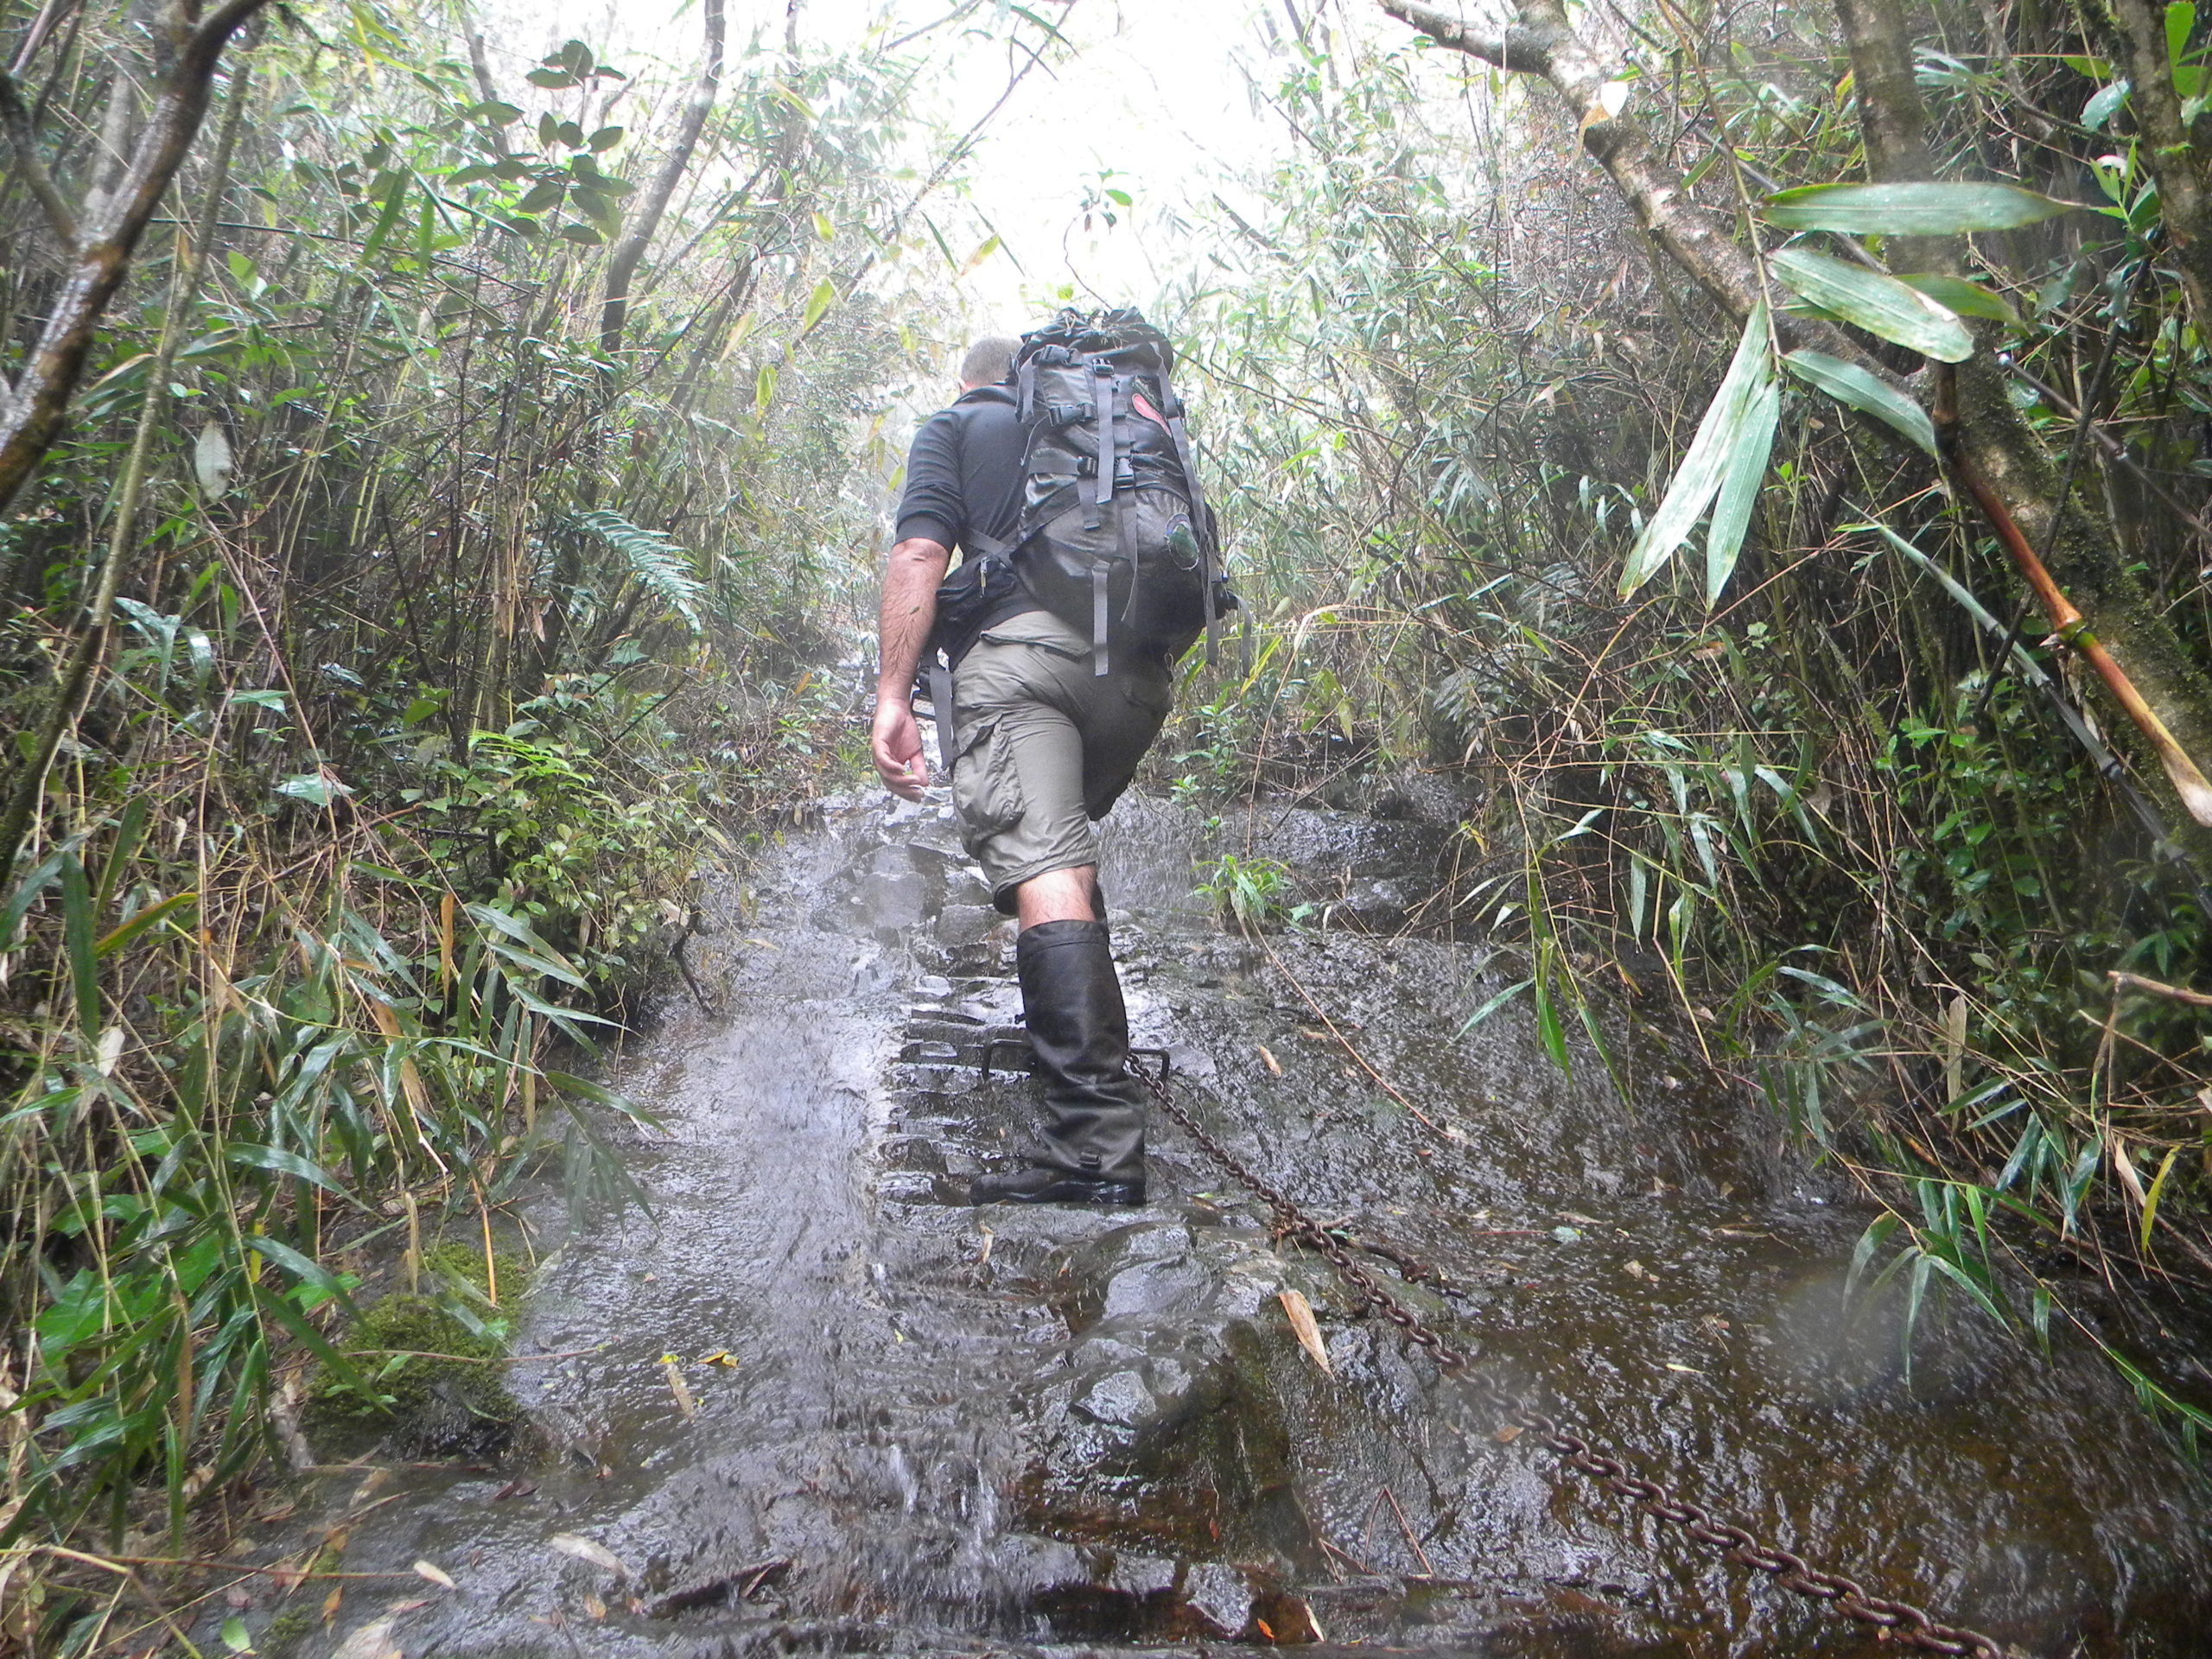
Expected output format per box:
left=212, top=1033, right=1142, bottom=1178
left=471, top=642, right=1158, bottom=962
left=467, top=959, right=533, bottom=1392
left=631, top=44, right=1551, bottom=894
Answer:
left=0, top=61, right=79, bottom=245
left=0, top=0, right=269, bottom=518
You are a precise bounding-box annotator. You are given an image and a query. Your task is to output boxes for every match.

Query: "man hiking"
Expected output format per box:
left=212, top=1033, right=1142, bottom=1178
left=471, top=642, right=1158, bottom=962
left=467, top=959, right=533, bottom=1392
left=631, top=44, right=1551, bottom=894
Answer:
left=870, top=312, right=1229, bottom=1207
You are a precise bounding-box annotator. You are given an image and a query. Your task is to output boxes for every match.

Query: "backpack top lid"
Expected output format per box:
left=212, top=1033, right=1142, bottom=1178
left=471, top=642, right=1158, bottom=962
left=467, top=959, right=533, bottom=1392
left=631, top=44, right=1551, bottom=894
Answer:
left=1014, top=307, right=1174, bottom=378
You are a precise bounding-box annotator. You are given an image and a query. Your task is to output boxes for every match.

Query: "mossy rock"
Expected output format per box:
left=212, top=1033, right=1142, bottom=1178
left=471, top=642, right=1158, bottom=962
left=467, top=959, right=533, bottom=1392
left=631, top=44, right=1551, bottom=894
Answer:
left=307, top=1245, right=529, bottom=1459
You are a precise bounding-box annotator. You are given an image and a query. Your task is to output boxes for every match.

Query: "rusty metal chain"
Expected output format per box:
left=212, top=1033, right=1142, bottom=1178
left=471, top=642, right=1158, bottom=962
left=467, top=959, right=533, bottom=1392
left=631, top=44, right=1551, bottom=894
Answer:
left=1136, top=1067, right=2010, bottom=1658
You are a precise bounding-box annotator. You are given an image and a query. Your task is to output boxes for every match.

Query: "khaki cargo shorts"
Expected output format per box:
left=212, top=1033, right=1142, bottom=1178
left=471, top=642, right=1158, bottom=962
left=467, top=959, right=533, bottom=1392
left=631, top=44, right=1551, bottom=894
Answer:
left=945, top=609, right=1175, bottom=912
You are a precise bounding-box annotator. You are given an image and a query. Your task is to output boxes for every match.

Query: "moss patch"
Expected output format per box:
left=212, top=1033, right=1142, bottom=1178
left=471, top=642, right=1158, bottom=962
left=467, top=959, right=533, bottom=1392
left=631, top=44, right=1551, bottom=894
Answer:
left=306, top=1239, right=531, bottom=1458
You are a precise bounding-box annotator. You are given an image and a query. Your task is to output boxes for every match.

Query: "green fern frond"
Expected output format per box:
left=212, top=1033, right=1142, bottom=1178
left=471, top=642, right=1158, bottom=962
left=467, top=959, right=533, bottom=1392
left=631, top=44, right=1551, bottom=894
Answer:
left=569, top=508, right=705, bottom=632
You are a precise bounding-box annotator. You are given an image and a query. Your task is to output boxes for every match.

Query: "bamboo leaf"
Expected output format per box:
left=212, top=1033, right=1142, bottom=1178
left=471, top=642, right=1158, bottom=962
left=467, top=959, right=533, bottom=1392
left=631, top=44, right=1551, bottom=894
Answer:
left=1531, top=962, right=1571, bottom=1072
left=2139, top=1145, right=2181, bottom=1253
left=227, top=1142, right=361, bottom=1201
left=1762, top=181, right=2083, bottom=233
left=1847, top=1212, right=1901, bottom=1298
left=1893, top=272, right=2022, bottom=326
left=93, top=795, right=152, bottom=916
left=61, top=855, right=98, bottom=1039
left=1457, top=976, right=1534, bottom=1033
left=93, top=890, right=197, bottom=958
left=245, top=1235, right=357, bottom=1313
left=1768, top=248, right=1974, bottom=360
left=1705, top=372, right=1778, bottom=605
left=1782, top=350, right=1939, bottom=454
left=3, top=841, right=81, bottom=952
left=1922, top=1249, right=2012, bottom=1327
left=1620, top=301, right=1771, bottom=596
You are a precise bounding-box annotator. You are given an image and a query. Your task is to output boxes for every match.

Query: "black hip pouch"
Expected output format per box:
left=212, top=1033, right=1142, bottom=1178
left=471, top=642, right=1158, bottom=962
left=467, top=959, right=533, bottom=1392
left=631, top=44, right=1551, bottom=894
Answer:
left=930, top=546, right=1020, bottom=666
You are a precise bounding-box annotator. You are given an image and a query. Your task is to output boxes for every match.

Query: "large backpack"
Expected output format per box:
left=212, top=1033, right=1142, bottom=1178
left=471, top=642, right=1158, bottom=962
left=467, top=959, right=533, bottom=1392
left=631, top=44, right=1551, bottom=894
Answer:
left=1005, top=308, right=1234, bottom=674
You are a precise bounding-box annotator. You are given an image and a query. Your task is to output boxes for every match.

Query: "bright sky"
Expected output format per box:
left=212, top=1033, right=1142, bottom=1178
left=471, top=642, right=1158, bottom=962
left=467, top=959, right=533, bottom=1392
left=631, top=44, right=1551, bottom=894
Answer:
left=470, top=0, right=1399, bottom=333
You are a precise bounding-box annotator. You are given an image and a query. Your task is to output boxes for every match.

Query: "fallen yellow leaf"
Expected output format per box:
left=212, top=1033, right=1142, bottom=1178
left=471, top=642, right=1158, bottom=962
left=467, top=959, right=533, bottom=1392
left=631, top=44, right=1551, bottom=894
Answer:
left=1278, top=1289, right=1332, bottom=1374
left=663, top=1357, right=697, bottom=1420
left=412, top=1558, right=456, bottom=1590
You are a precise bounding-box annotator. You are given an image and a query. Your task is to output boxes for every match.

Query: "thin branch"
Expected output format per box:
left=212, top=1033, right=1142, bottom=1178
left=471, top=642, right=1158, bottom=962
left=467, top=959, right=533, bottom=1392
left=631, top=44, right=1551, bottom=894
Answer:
left=0, top=61, right=79, bottom=244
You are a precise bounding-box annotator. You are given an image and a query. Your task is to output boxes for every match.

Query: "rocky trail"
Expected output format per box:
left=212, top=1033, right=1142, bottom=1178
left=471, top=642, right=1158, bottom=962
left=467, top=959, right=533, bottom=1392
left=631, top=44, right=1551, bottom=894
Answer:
left=240, top=793, right=2212, bottom=1659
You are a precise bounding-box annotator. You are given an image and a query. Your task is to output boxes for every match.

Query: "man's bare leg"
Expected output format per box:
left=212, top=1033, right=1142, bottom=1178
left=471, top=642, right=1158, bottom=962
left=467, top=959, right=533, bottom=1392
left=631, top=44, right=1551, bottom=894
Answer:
left=1014, top=865, right=1096, bottom=930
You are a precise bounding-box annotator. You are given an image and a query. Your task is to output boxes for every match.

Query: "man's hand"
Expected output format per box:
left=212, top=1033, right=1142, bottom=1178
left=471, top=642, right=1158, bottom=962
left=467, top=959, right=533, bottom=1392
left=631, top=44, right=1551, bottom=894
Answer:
left=872, top=696, right=931, bottom=801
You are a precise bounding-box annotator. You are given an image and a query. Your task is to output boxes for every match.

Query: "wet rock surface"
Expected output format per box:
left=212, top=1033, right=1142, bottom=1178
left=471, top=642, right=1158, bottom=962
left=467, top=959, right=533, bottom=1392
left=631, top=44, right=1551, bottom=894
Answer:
left=233, top=793, right=2212, bottom=1658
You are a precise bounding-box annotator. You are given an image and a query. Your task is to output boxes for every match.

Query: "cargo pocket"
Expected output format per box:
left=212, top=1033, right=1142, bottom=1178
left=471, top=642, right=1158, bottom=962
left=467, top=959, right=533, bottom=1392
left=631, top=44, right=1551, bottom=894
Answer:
left=950, top=716, right=1025, bottom=847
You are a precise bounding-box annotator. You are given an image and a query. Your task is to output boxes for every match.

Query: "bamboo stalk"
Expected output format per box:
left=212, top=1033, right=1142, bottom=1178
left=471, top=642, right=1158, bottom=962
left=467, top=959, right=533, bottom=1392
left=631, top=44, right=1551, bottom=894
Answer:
left=1936, top=385, right=2212, bottom=827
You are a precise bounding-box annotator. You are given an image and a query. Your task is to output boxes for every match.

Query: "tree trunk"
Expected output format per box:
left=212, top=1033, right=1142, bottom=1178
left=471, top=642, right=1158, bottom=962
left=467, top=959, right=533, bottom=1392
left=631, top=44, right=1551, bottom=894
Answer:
left=0, top=0, right=270, bottom=519
left=2091, top=0, right=2212, bottom=326
left=599, top=0, right=726, bottom=360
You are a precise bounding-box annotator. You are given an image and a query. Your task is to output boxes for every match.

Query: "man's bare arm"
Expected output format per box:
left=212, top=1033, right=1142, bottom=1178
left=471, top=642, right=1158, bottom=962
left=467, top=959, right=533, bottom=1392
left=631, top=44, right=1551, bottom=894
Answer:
left=871, top=536, right=951, bottom=800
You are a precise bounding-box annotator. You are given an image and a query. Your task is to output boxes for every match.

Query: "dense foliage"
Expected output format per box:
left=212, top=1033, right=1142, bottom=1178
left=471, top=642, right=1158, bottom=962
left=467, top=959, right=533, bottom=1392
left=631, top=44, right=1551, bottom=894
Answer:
left=0, top=1, right=1051, bottom=1643
left=1161, top=0, right=2212, bottom=1433
left=4, top=0, right=2212, bottom=1647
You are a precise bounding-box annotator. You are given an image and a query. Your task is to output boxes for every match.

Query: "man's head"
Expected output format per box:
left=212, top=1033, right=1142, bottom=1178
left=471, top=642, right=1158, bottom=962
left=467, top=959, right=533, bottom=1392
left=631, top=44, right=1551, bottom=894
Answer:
left=958, top=336, right=1018, bottom=391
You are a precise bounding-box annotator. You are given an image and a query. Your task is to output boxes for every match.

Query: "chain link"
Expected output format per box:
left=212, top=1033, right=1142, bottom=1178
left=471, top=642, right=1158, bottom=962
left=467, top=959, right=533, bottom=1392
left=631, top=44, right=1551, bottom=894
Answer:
left=1137, top=1068, right=2010, bottom=1658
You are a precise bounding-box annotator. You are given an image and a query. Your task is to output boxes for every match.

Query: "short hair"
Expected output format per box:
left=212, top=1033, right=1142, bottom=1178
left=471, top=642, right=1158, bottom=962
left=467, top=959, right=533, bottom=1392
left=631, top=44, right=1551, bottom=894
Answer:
left=958, top=336, right=1018, bottom=387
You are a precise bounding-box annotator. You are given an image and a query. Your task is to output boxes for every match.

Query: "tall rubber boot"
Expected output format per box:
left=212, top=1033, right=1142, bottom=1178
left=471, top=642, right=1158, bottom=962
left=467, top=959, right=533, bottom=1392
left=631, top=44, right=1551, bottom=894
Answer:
left=970, top=918, right=1147, bottom=1205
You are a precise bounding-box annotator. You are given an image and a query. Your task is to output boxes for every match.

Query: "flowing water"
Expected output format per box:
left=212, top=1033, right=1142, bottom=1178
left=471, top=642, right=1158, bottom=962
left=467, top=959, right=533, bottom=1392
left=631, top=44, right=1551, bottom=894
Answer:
left=238, top=792, right=2212, bottom=1659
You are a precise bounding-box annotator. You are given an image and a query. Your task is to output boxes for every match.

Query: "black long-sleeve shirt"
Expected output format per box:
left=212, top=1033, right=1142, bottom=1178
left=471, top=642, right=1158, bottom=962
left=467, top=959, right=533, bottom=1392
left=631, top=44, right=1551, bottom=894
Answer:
left=893, top=385, right=1025, bottom=555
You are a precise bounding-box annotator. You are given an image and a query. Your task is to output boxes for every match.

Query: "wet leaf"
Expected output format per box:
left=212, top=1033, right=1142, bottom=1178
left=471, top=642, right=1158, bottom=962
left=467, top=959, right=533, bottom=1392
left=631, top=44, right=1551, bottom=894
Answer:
left=1278, top=1289, right=1332, bottom=1374
left=1620, top=302, right=1770, bottom=596
left=1493, top=1423, right=1522, bottom=1443
left=1781, top=350, right=1938, bottom=454
left=221, top=1614, right=253, bottom=1653
left=1940, top=994, right=1968, bottom=1103
left=1768, top=247, right=1973, bottom=360
left=1704, top=365, right=1778, bottom=604
left=1578, top=78, right=1630, bottom=132
left=1257, top=1044, right=1281, bottom=1075
left=662, top=1356, right=697, bottom=1420
left=2139, top=1146, right=2181, bottom=1252
left=328, top=1618, right=400, bottom=1659
left=1761, top=180, right=2082, bottom=233
left=276, top=770, right=351, bottom=808
left=1893, top=272, right=2022, bottom=326
left=550, top=1532, right=629, bottom=1577
left=412, top=1559, right=456, bottom=1590
left=582, top=1592, right=607, bottom=1618
left=1663, top=1361, right=1702, bottom=1373
left=194, top=422, right=235, bottom=498
left=1551, top=1225, right=1582, bottom=1243
left=2082, top=78, right=2131, bottom=128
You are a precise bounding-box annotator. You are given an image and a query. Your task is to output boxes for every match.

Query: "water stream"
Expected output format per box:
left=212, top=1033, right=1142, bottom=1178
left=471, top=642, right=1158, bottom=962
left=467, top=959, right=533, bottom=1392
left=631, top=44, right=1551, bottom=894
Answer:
left=241, top=793, right=2212, bottom=1658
